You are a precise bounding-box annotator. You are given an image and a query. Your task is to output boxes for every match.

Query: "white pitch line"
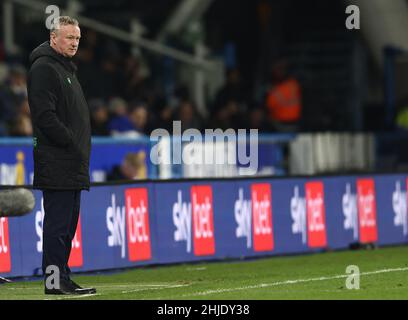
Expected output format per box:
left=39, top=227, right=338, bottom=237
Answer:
left=44, top=283, right=191, bottom=298
left=186, top=267, right=207, bottom=271
left=4, top=282, right=184, bottom=291
left=177, top=266, right=408, bottom=298
left=3, top=282, right=191, bottom=299
left=45, top=293, right=102, bottom=300
left=9, top=266, right=408, bottom=299
left=2, top=287, right=39, bottom=290
left=121, top=283, right=191, bottom=294
left=97, top=283, right=184, bottom=289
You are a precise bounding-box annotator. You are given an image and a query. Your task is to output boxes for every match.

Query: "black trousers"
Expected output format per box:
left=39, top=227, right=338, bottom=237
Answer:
left=42, top=190, right=81, bottom=281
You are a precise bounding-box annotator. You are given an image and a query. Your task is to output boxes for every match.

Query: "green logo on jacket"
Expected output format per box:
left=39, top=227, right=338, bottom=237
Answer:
left=67, top=77, right=72, bottom=84
left=33, top=137, right=37, bottom=148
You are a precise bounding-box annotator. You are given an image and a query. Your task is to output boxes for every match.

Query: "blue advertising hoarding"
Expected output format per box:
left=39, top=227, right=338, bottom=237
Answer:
left=1, top=173, right=408, bottom=278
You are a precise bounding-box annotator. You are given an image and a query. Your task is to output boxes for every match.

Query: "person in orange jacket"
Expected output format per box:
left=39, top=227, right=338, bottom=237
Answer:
left=265, top=59, right=302, bottom=132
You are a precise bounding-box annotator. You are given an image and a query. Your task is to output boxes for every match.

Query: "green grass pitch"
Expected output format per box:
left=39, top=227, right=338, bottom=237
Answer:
left=1, top=245, right=408, bottom=300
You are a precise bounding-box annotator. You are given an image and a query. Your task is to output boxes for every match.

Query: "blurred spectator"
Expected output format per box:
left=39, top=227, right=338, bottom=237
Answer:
left=107, top=151, right=147, bottom=181
left=89, top=98, right=110, bottom=136
left=173, top=99, right=203, bottom=131
left=19, top=96, right=31, bottom=117
left=97, top=40, right=123, bottom=99
left=210, top=99, right=246, bottom=130
left=0, top=123, right=7, bottom=136
left=128, top=101, right=150, bottom=135
left=153, top=98, right=174, bottom=132
left=247, top=106, right=270, bottom=132
left=9, top=97, right=32, bottom=136
left=8, top=64, right=28, bottom=97
left=0, top=64, right=28, bottom=130
left=0, top=42, right=4, bottom=61
left=107, top=97, right=135, bottom=136
left=121, top=54, right=150, bottom=101
left=209, top=68, right=248, bottom=130
left=169, top=85, right=190, bottom=109
left=9, top=113, right=32, bottom=136
left=0, top=63, right=8, bottom=85
left=76, top=30, right=101, bottom=99
left=265, top=59, right=302, bottom=132
left=212, top=68, right=249, bottom=112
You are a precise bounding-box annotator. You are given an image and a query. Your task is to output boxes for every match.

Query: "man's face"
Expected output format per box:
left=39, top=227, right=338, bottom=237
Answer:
left=50, top=24, right=81, bottom=58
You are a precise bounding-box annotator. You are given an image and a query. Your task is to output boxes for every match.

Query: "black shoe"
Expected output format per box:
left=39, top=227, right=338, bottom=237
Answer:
left=44, top=278, right=96, bottom=295
left=44, top=278, right=77, bottom=295
left=69, top=279, right=97, bottom=294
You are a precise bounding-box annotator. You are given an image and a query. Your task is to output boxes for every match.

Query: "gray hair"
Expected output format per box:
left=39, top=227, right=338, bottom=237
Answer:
left=50, top=16, right=79, bottom=34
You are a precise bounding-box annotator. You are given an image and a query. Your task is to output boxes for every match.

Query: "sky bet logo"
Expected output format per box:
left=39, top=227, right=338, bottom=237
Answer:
left=356, top=179, right=378, bottom=243
left=234, top=184, right=274, bottom=252
left=0, top=217, right=11, bottom=273
left=291, top=182, right=327, bottom=248
left=392, top=180, right=408, bottom=236
left=125, top=189, right=151, bottom=261
left=106, top=189, right=152, bottom=261
left=342, top=183, right=359, bottom=240
left=173, top=186, right=215, bottom=256
left=35, top=198, right=83, bottom=267
left=342, top=179, right=378, bottom=243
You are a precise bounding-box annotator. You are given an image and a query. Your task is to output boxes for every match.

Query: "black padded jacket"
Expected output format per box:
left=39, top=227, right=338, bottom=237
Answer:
left=27, top=41, right=91, bottom=190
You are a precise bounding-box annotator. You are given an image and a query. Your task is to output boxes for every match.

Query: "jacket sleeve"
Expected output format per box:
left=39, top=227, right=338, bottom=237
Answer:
left=28, top=64, right=73, bottom=147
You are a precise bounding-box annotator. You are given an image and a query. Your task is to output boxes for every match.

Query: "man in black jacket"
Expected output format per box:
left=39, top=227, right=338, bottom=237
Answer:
left=27, top=16, right=96, bottom=295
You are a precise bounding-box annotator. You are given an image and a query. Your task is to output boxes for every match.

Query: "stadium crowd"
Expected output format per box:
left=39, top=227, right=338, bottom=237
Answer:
left=0, top=27, right=303, bottom=138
